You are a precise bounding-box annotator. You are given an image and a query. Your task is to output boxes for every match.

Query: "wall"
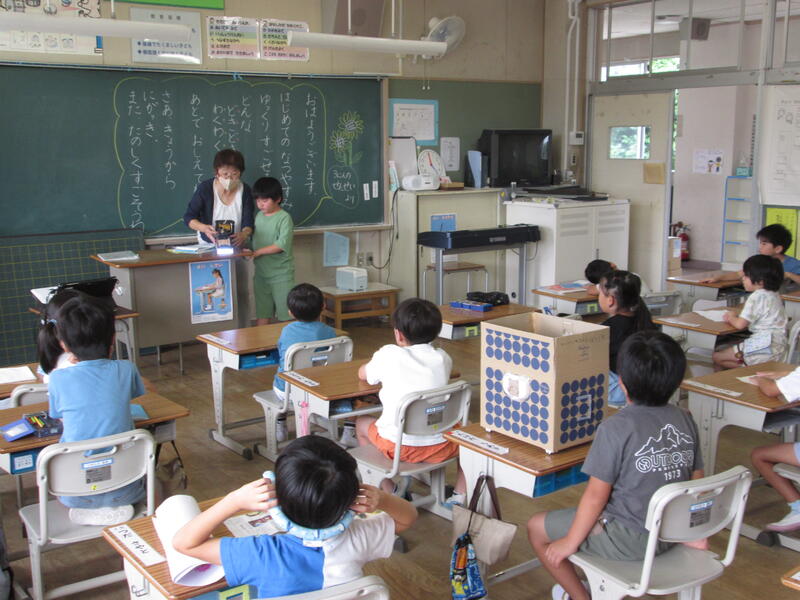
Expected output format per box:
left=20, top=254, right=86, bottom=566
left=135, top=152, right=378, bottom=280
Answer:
left=3, top=0, right=545, bottom=291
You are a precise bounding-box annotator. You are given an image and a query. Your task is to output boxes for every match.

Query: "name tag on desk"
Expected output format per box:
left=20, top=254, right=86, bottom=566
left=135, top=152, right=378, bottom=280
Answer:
left=284, top=371, right=319, bottom=387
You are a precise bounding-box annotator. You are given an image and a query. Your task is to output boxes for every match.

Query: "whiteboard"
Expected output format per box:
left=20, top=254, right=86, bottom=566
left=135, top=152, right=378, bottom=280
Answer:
left=760, top=86, right=800, bottom=206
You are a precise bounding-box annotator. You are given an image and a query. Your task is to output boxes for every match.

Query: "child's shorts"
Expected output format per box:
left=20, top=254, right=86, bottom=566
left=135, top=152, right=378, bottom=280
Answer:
left=367, top=422, right=458, bottom=463
left=59, top=477, right=145, bottom=509
left=545, top=507, right=672, bottom=561
left=254, top=276, right=294, bottom=321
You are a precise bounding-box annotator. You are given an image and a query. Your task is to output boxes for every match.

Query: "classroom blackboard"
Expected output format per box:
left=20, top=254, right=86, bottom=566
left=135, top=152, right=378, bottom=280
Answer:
left=1, top=66, right=384, bottom=236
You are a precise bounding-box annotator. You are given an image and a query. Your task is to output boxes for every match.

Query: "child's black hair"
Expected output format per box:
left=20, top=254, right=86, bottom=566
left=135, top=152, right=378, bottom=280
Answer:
left=743, top=254, right=784, bottom=292
left=617, top=331, right=686, bottom=406
left=213, top=148, right=245, bottom=173
left=757, top=223, right=792, bottom=254
left=392, top=298, right=442, bottom=344
left=55, top=294, right=115, bottom=361
left=212, top=268, right=223, bottom=280
left=287, top=283, right=325, bottom=322
left=274, top=436, right=359, bottom=529
left=37, top=289, right=83, bottom=374
left=585, top=259, right=614, bottom=284
left=598, top=270, right=656, bottom=332
left=253, top=177, right=283, bottom=204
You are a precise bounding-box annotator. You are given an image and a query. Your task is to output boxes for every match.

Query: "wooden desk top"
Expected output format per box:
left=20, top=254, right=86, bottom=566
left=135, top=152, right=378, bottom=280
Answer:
left=439, top=302, right=536, bottom=326
left=444, top=423, right=590, bottom=477
left=103, top=498, right=229, bottom=600
left=318, top=283, right=400, bottom=298
left=0, top=363, right=40, bottom=400
left=197, top=323, right=346, bottom=354
left=653, top=309, right=739, bottom=336
left=92, top=249, right=248, bottom=269
left=666, top=270, right=742, bottom=289
left=680, top=361, right=797, bottom=413
left=783, top=290, right=800, bottom=304
left=0, top=393, right=190, bottom=455
left=29, top=306, right=140, bottom=320
left=532, top=288, right=596, bottom=303
left=278, top=360, right=462, bottom=402
left=781, top=565, right=800, bottom=591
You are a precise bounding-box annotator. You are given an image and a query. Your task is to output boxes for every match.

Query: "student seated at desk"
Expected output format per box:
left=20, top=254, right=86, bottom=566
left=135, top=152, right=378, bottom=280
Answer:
left=597, top=271, right=656, bottom=407
left=583, top=259, right=616, bottom=296
left=712, top=255, right=787, bottom=370
left=527, top=331, right=704, bottom=600
left=36, top=289, right=81, bottom=382
left=701, top=224, right=800, bottom=286
left=751, top=367, right=800, bottom=532
left=47, top=294, right=147, bottom=526
left=273, top=283, right=338, bottom=443
left=354, top=298, right=467, bottom=506
left=172, top=436, right=417, bottom=598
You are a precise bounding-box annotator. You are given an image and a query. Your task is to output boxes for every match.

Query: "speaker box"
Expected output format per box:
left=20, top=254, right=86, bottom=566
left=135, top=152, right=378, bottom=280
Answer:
left=322, top=0, right=386, bottom=37
left=680, top=17, right=710, bottom=41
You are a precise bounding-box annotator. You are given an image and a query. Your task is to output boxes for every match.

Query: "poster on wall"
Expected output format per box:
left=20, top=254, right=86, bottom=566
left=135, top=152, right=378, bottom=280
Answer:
left=130, top=8, right=202, bottom=65
left=189, top=259, right=232, bottom=324
left=692, top=149, right=724, bottom=174
left=389, top=99, right=439, bottom=145
left=261, top=18, right=308, bottom=61
left=760, top=86, right=800, bottom=207
left=0, top=0, right=102, bottom=55
left=207, top=16, right=259, bottom=59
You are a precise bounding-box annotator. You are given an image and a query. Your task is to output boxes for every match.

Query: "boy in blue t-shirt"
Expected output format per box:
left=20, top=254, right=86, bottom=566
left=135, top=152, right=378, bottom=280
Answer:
left=273, top=283, right=338, bottom=442
left=527, top=331, right=703, bottom=600
left=47, top=294, right=147, bottom=526
left=173, top=436, right=418, bottom=598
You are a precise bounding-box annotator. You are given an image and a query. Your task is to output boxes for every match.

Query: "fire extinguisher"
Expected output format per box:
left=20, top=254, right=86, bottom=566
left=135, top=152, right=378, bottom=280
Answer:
left=671, top=222, right=690, bottom=261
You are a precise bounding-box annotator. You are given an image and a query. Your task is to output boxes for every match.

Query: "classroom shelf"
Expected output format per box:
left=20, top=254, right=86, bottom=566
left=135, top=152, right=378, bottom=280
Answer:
left=721, top=176, right=755, bottom=268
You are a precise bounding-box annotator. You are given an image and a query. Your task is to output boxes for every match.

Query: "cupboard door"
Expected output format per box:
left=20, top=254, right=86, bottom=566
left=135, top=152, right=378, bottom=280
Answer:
left=595, top=204, right=630, bottom=271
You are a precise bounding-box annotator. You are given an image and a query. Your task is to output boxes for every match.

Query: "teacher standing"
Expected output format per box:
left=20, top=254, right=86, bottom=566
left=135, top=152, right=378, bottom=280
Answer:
left=183, top=149, right=255, bottom=247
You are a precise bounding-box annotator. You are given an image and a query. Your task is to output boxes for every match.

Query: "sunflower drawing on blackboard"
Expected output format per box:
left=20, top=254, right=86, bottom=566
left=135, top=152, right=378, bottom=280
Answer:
left=329, top=111, right=364, bottom=167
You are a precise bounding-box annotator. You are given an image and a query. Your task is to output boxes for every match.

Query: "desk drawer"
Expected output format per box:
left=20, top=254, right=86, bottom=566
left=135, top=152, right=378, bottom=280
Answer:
left=239, top=350, right=279, bottom=370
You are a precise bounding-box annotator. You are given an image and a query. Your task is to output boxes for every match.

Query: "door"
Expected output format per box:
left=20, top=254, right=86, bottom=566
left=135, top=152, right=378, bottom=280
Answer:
left=589, top=93, right=674, bottom=290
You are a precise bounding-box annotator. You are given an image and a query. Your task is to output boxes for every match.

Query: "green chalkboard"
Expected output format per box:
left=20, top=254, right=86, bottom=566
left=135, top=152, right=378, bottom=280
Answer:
left=0, top=66, right=383, bottom=236
left=388, top=79, right=541, bottom=176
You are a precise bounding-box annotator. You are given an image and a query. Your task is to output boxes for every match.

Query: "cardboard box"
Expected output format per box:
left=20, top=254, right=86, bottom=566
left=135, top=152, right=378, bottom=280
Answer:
left=481, top=312, right=609, bottom=453
left=667, top=236, right=682, bottom=275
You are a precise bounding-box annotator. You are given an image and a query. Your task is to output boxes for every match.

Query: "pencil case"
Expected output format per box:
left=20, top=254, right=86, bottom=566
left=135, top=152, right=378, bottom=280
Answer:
left=23, top=411, right=63, bottom=438
left=449, top=300, right=492, bottom=312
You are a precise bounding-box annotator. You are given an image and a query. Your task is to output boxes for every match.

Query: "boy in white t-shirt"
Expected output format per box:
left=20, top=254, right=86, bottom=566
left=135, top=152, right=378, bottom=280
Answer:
left=355, top=298, right=466, bottom=505
left=751, top=367, right=800, bottom=531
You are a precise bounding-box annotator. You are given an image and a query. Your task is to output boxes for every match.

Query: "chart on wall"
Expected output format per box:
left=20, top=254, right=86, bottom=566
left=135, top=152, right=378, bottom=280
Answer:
left=760, top=86, right=800, bottom=206
left=0, top=0, right=102, bottom=54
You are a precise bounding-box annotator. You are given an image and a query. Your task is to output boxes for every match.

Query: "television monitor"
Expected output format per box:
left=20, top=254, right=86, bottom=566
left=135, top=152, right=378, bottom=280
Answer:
left=478, top=129, right=552, bottom=187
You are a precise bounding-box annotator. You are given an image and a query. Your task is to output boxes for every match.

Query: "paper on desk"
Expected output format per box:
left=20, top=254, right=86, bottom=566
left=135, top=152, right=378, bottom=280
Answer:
left=0, top=366, right=36, bottom=386
left=152, top=495, right=225, bottom=587
left=224, top=512, right=281, bottom=537
left=108, top=524, right=165, bottom=566
left=737, top=376, right=758, bottom=386
left=694, top=310, right=727, bottom=322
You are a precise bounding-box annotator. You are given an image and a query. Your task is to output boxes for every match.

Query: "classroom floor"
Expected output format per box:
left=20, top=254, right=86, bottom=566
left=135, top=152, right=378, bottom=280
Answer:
left=5, top=319, right=800, bottom=599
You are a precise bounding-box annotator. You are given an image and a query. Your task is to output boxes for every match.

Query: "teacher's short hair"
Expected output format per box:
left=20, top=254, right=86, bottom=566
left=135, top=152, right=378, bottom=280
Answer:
left=213, top=149, right=245, bottom=173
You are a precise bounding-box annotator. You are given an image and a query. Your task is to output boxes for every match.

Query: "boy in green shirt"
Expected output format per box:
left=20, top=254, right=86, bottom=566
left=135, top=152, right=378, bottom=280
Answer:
left=247, top=177, right=295, bottom=324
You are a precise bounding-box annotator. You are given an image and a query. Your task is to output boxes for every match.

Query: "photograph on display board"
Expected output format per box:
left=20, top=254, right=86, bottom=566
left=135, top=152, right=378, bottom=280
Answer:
left=189, top=259, right=232, bottom=324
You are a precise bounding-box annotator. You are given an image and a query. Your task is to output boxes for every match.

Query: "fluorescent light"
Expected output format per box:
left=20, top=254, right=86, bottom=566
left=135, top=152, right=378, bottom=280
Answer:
left=288, top=30, right=446, bottom=57
left=0, top=13, right=192, bottom=41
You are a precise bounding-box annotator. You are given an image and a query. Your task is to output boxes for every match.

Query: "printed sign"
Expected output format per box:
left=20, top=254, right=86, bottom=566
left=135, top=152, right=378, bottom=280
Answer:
left=189, top=259, right=233, bottom=324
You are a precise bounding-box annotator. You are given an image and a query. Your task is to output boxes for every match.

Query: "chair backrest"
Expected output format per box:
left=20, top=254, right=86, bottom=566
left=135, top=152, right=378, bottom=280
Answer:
left=3, top=383, right=49, bottom=410
left=36, top=429, right=156, bottom=540
left=265, top=575, right=390, bottom=600
left=642, top=290, right=681, bottom=316
left=635, top=465, right=752, bottom=592
left=785, top=319, right=800, bottom=363
left=286, top=336, right=354, bottom=371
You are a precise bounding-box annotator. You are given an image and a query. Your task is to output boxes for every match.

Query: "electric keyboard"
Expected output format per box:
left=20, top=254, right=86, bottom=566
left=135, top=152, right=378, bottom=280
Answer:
left=417, top=225, right=540, bottom=249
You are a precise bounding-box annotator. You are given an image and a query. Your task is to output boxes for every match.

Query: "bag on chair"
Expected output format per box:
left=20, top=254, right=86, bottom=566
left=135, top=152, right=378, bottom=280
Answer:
left=155, top=441, right=188, bottom=498
left=451, top=475, right=518, bottom=565
left=450, top=532, right=486, bottom=600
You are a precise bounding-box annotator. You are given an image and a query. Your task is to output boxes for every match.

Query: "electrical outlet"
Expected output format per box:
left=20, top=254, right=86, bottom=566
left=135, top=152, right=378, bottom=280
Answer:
left=356, top=252, right=365, bottom=267
left=570, top=153, right=577, bottom=166
left=366, top=252, right=374, bottom=266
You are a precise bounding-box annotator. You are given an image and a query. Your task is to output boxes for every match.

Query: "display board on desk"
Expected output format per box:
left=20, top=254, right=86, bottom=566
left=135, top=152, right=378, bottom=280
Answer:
left=0, top=229, right=143, bottom=367
left=1, top=66, right=383, bottom=237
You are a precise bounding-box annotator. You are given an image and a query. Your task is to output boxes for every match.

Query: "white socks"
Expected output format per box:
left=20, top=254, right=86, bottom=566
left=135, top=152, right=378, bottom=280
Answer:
left=68, top=505, right=134, bottom=526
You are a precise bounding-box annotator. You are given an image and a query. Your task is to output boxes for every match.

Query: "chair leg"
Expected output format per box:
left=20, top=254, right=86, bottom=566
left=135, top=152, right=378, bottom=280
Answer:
left=677, top=586, right=703, bottom=600
left=483, top=268, right=489, bottom=292
left=28, top=538, right=44, bottom=600
left=582, top=570, right=627, bottom=600
left=255, top=405, right=280, bottom=462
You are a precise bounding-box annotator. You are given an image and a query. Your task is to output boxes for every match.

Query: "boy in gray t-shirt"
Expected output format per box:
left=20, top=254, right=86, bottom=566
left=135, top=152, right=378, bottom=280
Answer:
left=527, top=331, right=704, bottom=600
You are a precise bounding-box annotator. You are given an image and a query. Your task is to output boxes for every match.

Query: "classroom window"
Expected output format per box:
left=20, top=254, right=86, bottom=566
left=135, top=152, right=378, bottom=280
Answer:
left=600, top=57, right=680, bottom=82
left=609, top=126, right=651, bottom=160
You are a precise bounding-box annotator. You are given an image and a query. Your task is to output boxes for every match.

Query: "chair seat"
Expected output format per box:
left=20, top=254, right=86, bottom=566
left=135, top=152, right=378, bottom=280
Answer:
left=254, top=390, right=282, bottom=409
left=20, top=500, right=147, bottom=546
left=571, top=545, right=723, bottom=595
left=775, top=462, right=800, bottom=480
left=349, top=444, right=455, bottom=478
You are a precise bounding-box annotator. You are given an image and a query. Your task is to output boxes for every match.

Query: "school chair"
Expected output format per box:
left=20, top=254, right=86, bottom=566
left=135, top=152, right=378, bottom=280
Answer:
left=4, top=383, right=49, bottom=508
left=253, top=336, right=353, bottom=462
left=755, top=463, right=800, bottom=552
left=349, top=380, right=471, bottom=521
left=267, top=575, right=390, bottom=600
left=785, top=319, right=800, bottom=364
left=569, top=465, right=752, bottom=600
left=18, top=429, right=156, bottom=600
left=641, top=290, right=681, bottom=317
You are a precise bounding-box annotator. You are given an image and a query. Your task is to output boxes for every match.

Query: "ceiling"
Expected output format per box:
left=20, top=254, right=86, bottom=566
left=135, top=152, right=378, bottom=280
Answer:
left=602, top=0, right=800, bottom=39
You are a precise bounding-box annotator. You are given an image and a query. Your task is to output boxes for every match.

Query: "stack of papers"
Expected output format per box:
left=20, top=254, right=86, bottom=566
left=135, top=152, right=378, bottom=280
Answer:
left=539, top=280, right=590, bottom=295
left=169, top=243, right=215, bottom=254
